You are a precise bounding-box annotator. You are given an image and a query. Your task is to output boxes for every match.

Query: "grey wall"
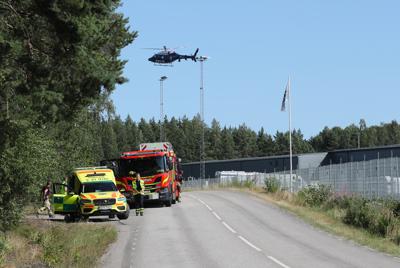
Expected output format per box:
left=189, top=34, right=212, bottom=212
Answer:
left=181, top=145, right=400, bottom=179
left=181, top=155, right=299, bottom=179
left=321, top=145, right=400, bottom=166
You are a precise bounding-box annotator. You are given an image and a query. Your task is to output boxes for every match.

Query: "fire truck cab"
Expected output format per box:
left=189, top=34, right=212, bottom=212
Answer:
left=102, top=142, right=182, bottom=207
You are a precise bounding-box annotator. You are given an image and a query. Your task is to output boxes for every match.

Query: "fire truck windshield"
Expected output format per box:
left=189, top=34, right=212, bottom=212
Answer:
left=120, top=156, right=166, bottom=177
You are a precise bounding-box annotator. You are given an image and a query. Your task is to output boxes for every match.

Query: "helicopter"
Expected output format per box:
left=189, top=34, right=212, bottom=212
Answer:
left=146, top=46, right=199, bottom=65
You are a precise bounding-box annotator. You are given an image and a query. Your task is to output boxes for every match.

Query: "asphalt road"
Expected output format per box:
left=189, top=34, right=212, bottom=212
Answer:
left=100, top=190, right=400, bottom=268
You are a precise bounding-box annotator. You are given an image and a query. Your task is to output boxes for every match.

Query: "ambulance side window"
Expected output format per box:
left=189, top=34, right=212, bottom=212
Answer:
left=68, top=176, right=75, bottom=193
left=74, top=176, right=80, bottom=194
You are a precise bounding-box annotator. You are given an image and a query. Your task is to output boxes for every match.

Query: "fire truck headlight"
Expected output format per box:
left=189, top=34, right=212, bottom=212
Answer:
left=160, top=187, right=169, bottom=194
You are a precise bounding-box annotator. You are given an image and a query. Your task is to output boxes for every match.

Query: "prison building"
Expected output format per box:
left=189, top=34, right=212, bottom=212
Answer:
left=181, top=144, right=400, bottom=179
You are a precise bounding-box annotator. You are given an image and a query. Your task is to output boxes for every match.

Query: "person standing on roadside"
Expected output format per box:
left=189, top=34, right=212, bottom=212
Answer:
left=37, top=180, right=54, bottom=218
left=132, top=172, right=145, bottom=216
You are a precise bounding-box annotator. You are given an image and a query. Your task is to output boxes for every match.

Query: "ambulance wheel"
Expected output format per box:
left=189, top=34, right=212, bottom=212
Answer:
left=117, top=209, right=130, bottom=220
left=64, top=214, right=73, bottom=223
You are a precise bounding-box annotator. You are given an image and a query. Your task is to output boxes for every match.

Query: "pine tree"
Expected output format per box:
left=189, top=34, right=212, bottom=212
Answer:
left=256, top=127, right=276, bottom=156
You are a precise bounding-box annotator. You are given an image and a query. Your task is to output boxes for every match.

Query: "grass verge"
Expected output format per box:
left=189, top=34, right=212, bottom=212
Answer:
left=234, top=187, right=400, bottom=257
left=0, top=218, right=117, bottom=267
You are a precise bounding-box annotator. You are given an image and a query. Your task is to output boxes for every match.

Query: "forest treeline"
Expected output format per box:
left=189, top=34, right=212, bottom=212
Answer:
left=99, top=116, right=400, bottom=163
left=1, top=0, right=400, bottom=232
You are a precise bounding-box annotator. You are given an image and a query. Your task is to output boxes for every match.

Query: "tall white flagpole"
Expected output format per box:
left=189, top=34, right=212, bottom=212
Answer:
left=288, top=76, right=293, bottom=193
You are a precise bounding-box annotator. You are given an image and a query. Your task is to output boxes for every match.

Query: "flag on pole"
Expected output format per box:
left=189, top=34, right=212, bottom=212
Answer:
left=281, top=80, right=289, bottom=111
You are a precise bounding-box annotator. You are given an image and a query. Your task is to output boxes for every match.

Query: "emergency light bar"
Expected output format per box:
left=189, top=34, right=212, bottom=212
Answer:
left=74, top=166, right=108, bottom=170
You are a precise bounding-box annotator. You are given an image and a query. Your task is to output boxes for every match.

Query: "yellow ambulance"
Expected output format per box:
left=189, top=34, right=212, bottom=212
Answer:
left=52, top=166, right=130, bottom=222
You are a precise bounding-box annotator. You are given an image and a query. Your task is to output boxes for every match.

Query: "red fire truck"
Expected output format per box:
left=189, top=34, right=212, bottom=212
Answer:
left=102, top=142, right=182, bottom=207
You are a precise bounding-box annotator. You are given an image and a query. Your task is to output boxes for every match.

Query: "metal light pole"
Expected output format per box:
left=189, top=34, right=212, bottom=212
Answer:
left=198, top=56, right=208, bottom=180
left=159, top=76, right=167, bottom=141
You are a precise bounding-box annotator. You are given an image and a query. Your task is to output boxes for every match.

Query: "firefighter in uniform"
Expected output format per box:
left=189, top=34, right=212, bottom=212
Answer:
left=131, top=171, right=145, bottom=216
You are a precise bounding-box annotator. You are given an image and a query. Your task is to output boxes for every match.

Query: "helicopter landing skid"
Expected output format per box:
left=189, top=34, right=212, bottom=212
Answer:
left=154, top=63, right=173, bottom=67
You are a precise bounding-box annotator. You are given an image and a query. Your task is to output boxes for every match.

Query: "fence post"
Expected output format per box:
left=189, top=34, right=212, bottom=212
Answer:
left=397, top=157, right=400, bottom=199
left=383, top=154, right=386, bottom=198
left=370, top=157, right=373, bottom=199
left=356, top=161, right=359, bottom=195
left=377, top=152, right=380, bottom=198
left=350, top=157, right=353, bottom=194
left=363, top=155, right=366, bottom=198
left=390, top=151, right=393, bottom=198
left=329, top=160, right=332, bottom=189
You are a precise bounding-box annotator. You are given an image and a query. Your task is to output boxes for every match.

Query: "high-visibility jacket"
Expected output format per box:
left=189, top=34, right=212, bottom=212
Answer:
left=132, top=178, right=145, bottom=195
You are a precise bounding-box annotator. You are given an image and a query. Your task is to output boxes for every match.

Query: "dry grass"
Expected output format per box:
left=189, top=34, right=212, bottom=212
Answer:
left=1, top=218, right=117, bottom=268
left=1, top=234, right=43, bottom=268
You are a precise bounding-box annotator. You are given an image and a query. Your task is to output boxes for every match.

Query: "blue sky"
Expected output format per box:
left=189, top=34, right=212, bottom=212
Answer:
left=112, top=0, right=400, bottom=138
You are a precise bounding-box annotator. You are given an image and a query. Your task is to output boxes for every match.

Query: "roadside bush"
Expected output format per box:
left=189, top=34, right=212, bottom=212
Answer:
left=229, top=178, right=255, bottom=189
left=341, top=197, right=400, bottom=241
left=383, top=199, right=400, bottom=218
left=387, top=218, right=400, bottom=245
left=264, top=177, right=280, bottom=193
left=296, top=184, right=332, bottom=207
left=342, top=196, right=369, bottom=228
left=365, top=201, right=393, bottom=236
left=243, top=179, right=255, bottom=189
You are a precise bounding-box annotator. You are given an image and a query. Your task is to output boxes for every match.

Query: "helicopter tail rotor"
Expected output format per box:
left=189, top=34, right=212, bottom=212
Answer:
left=192, top=48, right=199, bottom=62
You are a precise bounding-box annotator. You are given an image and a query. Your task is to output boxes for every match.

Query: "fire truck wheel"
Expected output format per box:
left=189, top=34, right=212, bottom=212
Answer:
left=164, top=186, right=173, bottom=207
left=172, top=190, right=176, bottom=204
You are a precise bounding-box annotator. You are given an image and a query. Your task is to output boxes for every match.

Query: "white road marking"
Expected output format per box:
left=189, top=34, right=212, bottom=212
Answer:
left=198, top=198, right=206, bottom=205
left=205, top=204, right=213, bottom=211
left=212, top=211, right=222, bottom=221
left=238, top=235, right=262, bottom=252
left=267, top=256, right=291, bottom=268
left=222, top=221, right=237, bottom=234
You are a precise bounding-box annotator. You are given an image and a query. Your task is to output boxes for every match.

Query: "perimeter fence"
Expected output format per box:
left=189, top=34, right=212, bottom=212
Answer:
left=183, top=157, right=400, bottom=199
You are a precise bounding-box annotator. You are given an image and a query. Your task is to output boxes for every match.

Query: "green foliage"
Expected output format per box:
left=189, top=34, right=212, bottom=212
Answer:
left=310, top=120, right=400, bottom=151
left=0, top=0, right=136, bottom=231
left=0, top=235, right=9, bottom=264
left=227, top=179, right=255, bottom=189
left=342, top=196, right=369, bottom=228
left=264, top=177, right=281, bottom=193
left=0, top=123, right=62, bottom=232
left=340, top=197, right=400, bottom=243
left=296, top=184, right=333, bottom=207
